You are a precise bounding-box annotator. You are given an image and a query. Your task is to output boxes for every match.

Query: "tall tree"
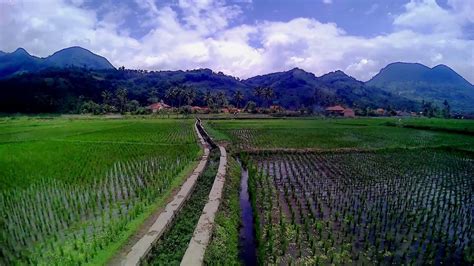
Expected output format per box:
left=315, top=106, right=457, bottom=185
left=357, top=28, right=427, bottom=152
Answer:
left=203, top=90, right=213, bottom=108
left=216, top=91, right=228, bottom=108
left=101, top=90, right=113, bottom=105
left=254, top=86, right=264, bottom=106
left=147, top=89, right=159, bottom=104
left=233, top=90, right=244, bottom=109
left=101, top=90, right=115, bottom=113
left=184, top=87, right=196, bottom=105
left=262, top=87, right=275, bottom=108
left=115, top=88, right=128, bottom=113
left=165, top=87, right=179, bottom=107
left=442, top=100, right=451, bottom=118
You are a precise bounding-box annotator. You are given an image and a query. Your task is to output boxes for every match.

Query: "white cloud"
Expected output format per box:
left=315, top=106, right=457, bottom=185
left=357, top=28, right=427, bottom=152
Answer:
left=0, top=0, right=473, bottom=83
left=322, top=0, right=333, bottom=4
left=364, top=4, right=379, bottom=15
left=393, top=0, right=461, bottom=36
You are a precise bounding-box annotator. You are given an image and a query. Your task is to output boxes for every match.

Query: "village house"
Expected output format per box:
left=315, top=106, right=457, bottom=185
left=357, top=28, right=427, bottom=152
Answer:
left=325, top=105, right=356, bottom=118
left=270, top=105, right=285, bottom=113
left=376, top=108, right=385, bottom=116
left=343, top=108, right=355, bottom=118
left=325, top=105, right=345, bottom=115
left=191, top=106, right=210, bottom=113
left=147, top=100, right=171, bottom=113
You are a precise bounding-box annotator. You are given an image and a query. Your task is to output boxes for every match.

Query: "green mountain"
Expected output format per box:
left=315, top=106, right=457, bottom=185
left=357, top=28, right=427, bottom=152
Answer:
left=244, top=68, right=417, bottom=110
left=244, top=68, right=323, bottom=108
left=44, top=47, right=115, bottom=69
left=0, top=48, right=44, bottom=77
left=0, top=47, right=115, bottom=78
left=0, top=67, right=418, bottom=113
left=9, top=48, right=474, bottom=114
left=366, top=62, right=474, bottom=112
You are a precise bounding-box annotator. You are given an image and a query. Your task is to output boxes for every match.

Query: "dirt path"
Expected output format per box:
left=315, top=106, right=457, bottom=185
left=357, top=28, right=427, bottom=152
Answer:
left=181, top=131, right=228, bottom=266
left=109, top=120, right=210, bottom=266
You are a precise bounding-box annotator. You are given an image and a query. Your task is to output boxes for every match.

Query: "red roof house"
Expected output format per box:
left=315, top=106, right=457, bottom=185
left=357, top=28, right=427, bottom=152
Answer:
left=326, top=105, right=356, bottom=118
left=147, top=101, right=171, bottom=113
left=325, top=105, right=345, bottom=115
left=343, top=108, right=355, bottom=117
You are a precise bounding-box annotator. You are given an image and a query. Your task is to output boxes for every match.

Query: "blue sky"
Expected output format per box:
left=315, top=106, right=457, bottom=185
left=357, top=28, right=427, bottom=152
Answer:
left=0, top=0, right=473, bottom=82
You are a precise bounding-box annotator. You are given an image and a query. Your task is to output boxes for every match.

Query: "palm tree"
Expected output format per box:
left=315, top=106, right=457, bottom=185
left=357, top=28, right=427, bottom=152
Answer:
left=115, top=88, right=128, bottom=113
left=203, top=90, right=212, bottom=108
left=216, top=91, right=228, bottom=108
left=184, top=87, right=196, bottom=105
left=147, top=89, right=159, bottom=104
left=101, top=90, right=113, bottom=105
left=262, top=87, right=274, bottom=108
left=165, top=87, right=179, bottom=107
left=254, top=86, right=264, bottom=106
left=233, top=90, right=244, bottom=109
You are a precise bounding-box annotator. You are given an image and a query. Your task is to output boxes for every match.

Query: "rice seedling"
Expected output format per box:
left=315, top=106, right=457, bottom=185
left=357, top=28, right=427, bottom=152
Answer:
left=245, top=149, right=474, bottom=264
left=0, top=118, right=200, bottom=264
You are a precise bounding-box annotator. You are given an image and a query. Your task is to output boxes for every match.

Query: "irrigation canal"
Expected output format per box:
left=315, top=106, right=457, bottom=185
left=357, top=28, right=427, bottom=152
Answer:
left=238, top=161, right=258, bottom=265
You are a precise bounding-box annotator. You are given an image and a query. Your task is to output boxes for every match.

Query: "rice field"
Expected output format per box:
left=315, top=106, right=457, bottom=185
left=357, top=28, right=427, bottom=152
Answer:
left=0, top=117, right=201, bottom=264
left=205, top=118, right=474, bottom=150
left=2, top=116, right=473, bottom=265
left=205, top=117, right=474, bottom=265
left=245, top=149, right=473, bottom=264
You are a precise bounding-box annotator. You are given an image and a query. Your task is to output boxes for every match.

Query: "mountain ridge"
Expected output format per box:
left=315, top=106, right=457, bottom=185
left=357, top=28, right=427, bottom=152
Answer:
left=0, top=46, right=473, bottom=113
left=0, top=47, right=115, bottom=78
left=366, top=62, right=474, bottom=112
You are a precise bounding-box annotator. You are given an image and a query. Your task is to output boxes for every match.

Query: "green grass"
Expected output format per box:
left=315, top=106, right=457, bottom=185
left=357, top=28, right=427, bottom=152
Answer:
left=400, top=117, right=474, bottom=132
left=204, top=156, right=242, bottom=265
left=0, top=117, right=201, bottom=265
left=205, top=117, right=474, bottom=264
left=205, top=118, right=474, bottom=150
left=89, top=155, right=201, bottom=265
left=146, top=148, right=220, bottom=265
left=246, top=149, right=474, bottom=265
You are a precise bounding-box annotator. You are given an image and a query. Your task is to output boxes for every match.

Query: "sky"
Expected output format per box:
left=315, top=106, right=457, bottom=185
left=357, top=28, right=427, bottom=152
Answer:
left=0, top=0, right=473, bottom=82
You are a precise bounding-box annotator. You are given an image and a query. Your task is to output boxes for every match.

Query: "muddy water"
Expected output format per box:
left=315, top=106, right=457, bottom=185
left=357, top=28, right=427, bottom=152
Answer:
left=238, top=162, right=257, bottom=265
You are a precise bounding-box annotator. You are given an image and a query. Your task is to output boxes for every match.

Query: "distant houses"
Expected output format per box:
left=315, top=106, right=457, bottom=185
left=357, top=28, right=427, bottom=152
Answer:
left=191, top=106, right=210, bottom=113
left=144, top=100, right=417, bottom=118
left=325, top=105, right=355, bottom=118
left=147, top=101, right=171, bottom=113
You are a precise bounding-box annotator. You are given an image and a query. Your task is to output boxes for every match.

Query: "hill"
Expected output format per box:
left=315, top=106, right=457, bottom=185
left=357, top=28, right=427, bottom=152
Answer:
left=44, top=47, right=115, bottom=69
left=0, top=67, right=419, bottom=113
left=366, top=62, right=474, bottom=112
left=0, top=48, right=44, bottom=77
left=0, top=47, right=115, bottom=78
left=244, top=68, right=417, bottom=110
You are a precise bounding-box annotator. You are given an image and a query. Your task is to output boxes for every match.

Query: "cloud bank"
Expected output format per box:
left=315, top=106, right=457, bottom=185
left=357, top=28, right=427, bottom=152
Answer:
left=0, top=0, right=473, bottom=82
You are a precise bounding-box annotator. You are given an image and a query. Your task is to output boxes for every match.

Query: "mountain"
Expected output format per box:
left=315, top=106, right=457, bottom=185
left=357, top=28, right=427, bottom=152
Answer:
left=0, top=48, right=44, bottom=77
left=244, top=68, right=417, bottom=110
left=244, top=68, right=323, bottom=108
left=0, top=47, right=115, bottom=78
left=44, top=47, right=115, bottom=69
left=366, top=62, right=474, bottom=112
left=0, top=66, right=418, bottom=113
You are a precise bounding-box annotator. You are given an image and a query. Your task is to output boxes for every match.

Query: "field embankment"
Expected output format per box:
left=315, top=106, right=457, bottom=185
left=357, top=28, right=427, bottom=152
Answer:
left=204, top=117, right=474, bottom=265
left=0, top=117, right=201, bottom=265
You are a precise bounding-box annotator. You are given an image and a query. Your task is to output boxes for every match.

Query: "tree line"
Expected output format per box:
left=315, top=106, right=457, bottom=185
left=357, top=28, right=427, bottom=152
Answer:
left=80, top=85, right=278, bottom=115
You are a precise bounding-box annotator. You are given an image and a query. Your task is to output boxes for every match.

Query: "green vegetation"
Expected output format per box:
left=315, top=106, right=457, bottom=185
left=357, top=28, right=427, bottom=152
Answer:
left=204, top=156, right=242, bottom=265
left=145, top=148, right=220, bottom=265
left=397, top=118, right=474, bottom=135
left=3, top=115, right=474, bottom=265
left=205, top=118, right=474, bottom=150
left=205, top=117, right=474, bottom=265
left=246, top=149, right=473, bottom=264
left=0, top=117, right=200, bottom=265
